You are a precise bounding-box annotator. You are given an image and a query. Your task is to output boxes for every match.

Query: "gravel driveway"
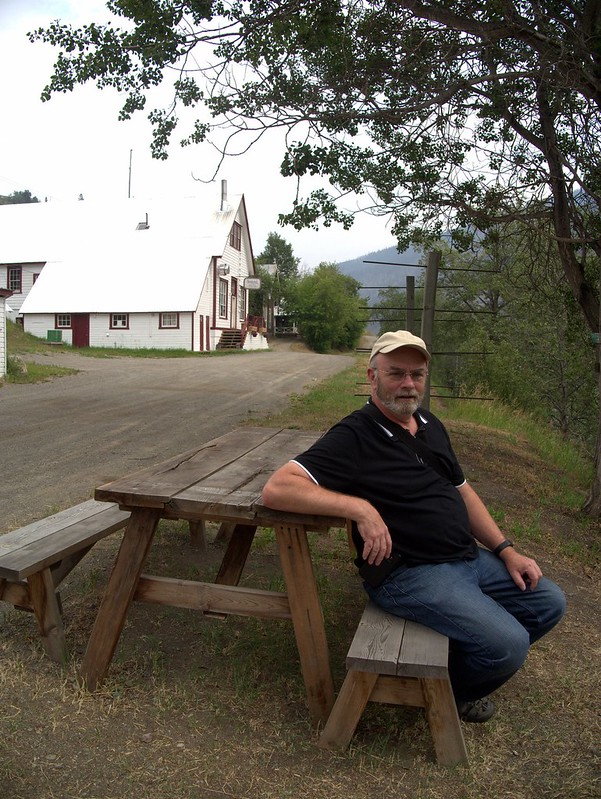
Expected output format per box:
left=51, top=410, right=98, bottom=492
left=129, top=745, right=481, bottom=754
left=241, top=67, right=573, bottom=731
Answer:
left=0, top=342, right=353, bottom=531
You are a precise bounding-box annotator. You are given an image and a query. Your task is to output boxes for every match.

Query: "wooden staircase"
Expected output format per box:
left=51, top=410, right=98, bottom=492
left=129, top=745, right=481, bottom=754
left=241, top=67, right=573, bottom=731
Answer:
left=217, top=329, right=243, bottom=349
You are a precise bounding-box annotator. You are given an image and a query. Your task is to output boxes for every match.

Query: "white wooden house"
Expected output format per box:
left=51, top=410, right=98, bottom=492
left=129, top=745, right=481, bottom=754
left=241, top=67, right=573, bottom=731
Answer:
left=0, top=183, right=267, bottom=351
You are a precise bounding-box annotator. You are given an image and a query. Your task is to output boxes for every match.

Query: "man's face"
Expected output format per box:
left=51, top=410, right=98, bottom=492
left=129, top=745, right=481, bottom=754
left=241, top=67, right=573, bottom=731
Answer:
left=368, top=348, right=428, bottom=419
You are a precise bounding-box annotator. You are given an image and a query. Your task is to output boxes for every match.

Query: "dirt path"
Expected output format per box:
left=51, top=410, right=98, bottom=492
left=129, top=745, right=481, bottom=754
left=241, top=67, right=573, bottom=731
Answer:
left=0, top=341, right=353, bottom=531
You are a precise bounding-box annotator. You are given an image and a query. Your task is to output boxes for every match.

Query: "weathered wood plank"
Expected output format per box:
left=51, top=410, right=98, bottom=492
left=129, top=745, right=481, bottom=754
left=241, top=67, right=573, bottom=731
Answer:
left=318, top=670, right=378, bottom=751
left=398, top=619, right=449, bottom=679
left=276, top=523, right=335, bottom=728
left=421, top=677, right=468, bottom=766
left=28, top=568, right=67, bottom=663
left=0, top=503, right=129, bottom=580
left=134, top=575, right=291, bottom=619
left=0, top=500, right=121, bottom=551
left=95, top=428, right=284, bottom=507
left=213, top=524, right=257, bottom=586
left=346, top=602, right=407, bottom=675
left=346, top=602, right=449, bottom=679
left=79, top=508, right=160, bottom=690
left=368, top=674, right=426, bottom=707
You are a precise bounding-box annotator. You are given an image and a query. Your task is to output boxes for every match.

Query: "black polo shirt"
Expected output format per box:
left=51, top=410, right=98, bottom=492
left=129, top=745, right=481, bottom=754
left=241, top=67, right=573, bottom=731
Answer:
left=293, top=404, right=478, bottom=566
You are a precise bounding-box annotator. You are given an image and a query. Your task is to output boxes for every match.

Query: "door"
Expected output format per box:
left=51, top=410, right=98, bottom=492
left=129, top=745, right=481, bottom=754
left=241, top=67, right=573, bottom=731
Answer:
left=71, top=314, right=90, bottom=347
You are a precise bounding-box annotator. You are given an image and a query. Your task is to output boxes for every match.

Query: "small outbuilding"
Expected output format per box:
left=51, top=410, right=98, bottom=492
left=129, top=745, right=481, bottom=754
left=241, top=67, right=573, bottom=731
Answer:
left=0, top=288, right=13, bottom=378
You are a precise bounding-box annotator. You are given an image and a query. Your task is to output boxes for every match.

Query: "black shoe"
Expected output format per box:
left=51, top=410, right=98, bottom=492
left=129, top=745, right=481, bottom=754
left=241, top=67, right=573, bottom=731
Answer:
left=457, top=697, right=496, bottom=723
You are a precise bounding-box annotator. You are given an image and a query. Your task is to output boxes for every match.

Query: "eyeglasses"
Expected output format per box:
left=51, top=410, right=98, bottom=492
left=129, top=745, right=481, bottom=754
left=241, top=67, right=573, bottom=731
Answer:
left=374, top=368, right=429, bottom=383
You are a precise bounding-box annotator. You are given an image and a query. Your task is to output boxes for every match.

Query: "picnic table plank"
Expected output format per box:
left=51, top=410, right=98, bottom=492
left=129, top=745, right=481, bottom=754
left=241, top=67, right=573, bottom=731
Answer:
left=95, top=428, right=284, bottom=507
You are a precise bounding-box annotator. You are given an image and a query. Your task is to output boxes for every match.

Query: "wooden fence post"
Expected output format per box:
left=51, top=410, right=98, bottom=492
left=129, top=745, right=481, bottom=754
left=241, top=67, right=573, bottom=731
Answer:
left=420, top=250, right=441, bottom=410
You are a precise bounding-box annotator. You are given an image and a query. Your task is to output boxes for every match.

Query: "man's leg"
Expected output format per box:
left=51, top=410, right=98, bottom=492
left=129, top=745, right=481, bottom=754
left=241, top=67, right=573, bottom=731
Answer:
left=364, top=552, right=565, bottom=703
left=473, top=548, right=566, bottom=646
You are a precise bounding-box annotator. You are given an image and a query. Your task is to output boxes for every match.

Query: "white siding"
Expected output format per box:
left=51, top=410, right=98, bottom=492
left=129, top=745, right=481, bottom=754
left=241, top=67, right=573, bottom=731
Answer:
left=0, top=297, right=6, bottom=378
left=23, top=313, right=68, bottom=344
left=89, top=312, right=193, bottom=349
left=0, top=263, right=44, bottom=313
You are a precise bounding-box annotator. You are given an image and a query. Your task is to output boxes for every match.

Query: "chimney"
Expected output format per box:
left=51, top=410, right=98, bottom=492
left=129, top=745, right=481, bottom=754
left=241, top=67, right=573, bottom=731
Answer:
left=220, top=179, right=227, bottom=211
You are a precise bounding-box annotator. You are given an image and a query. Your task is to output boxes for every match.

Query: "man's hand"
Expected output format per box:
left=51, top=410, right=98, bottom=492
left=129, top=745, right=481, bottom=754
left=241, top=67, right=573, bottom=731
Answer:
left=500, top=548, right=543, bottom=590
left=356, top=506, right=393, bottom=565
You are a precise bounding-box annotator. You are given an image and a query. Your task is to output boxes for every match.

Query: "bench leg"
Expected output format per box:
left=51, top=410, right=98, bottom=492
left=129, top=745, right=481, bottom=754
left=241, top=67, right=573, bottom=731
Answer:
left=28, top=568, right=67, bottom=664
left=275, top=523, right=335, bottom=729
left=421, top=677, right=468, bottom=766
left=319, top=670, right=378, bottom=751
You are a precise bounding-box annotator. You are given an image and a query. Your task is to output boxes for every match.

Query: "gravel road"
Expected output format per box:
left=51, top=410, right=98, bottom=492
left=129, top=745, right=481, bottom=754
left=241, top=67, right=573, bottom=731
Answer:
left=0, top=342, right=354, bottom=531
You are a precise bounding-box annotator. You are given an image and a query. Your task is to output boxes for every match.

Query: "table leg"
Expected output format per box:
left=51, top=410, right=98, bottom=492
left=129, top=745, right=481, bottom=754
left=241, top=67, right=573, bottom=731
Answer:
left=79, top=507, right=160, bottom=690
left=275, top=523, right=335, bottom=728
left=214, top=524, right=257, bottom=585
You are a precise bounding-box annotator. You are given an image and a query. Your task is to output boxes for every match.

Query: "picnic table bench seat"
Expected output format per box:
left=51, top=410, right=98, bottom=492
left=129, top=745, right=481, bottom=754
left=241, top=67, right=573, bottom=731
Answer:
left=0, top=499, right=130, bottom=663
left=319, top=600, right=468, bottom=766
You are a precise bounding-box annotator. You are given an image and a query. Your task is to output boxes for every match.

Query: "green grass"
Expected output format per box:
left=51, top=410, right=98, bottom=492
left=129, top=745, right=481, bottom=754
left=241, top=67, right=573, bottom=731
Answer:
left=438, top=393, right=593, bottom=498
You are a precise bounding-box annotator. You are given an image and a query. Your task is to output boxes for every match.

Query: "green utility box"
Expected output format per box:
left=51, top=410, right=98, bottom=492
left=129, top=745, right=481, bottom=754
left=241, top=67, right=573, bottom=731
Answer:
left=46, top=330, right=62, bottom=343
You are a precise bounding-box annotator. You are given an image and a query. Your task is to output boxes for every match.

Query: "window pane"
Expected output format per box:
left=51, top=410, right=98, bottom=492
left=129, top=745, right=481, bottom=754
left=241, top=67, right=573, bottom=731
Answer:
left=160, top=312, right=178, bottom=328
left=219, top=279, right=228, bottom=317
left=111, top=314, right=128, bottom=328
left=56, top=314, right=71, bottom=328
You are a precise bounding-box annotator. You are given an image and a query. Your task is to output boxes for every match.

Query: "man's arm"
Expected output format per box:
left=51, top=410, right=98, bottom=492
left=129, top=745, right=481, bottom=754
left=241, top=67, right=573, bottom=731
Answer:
left=458, top=482, right=543, bottom=590
left=261, top=461, right=393, bottom=564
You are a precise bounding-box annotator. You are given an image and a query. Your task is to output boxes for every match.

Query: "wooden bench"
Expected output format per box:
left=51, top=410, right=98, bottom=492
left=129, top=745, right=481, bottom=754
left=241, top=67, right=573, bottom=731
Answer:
left=319, top=601, right=468, bottom=766
left=0, top=499, right=130, bottom=664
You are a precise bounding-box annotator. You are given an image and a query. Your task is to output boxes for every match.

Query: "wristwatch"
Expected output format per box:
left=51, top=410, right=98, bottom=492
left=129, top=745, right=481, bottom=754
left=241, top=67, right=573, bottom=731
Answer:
left=492, top=539, right=514, bottom=557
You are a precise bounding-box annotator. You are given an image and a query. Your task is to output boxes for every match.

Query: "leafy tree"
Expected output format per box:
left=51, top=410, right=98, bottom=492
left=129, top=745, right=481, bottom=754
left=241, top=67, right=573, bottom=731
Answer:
left=420, top=238, right=598, bottom=450
left=29, top=1, right=601, bottom=510
left=256, top=232, right=300, bottom=283
left=0, top=189, right=39, bottom=205
left=287, top=263, right=363, bottom=352
left=249, top=232, right=300, bottom=318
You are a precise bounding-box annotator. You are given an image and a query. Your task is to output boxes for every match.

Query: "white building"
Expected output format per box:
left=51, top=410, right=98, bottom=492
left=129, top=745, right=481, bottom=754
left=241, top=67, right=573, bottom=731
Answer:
left=0, top=288, right=13, bottom=378
left=0, top=182, right=266, bottom=351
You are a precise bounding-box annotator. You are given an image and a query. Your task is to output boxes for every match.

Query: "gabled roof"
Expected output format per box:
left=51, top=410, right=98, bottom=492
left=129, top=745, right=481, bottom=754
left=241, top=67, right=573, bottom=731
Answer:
left=3, top=191, right=247, bottom=314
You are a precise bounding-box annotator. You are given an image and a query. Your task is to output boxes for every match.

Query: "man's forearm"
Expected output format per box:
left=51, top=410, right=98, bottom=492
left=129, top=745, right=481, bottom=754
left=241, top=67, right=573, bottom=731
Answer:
left=262, top=462, right=366, bottom=520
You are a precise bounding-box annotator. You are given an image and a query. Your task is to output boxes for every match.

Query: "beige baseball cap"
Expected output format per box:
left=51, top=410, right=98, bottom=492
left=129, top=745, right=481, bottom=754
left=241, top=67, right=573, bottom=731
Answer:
left=369, top=330, right=431, bottom=362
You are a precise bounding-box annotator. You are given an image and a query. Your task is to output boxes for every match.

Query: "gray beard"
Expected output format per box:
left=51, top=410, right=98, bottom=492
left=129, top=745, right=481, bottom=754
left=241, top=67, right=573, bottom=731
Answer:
left=379, top=395, right=420, bottom=418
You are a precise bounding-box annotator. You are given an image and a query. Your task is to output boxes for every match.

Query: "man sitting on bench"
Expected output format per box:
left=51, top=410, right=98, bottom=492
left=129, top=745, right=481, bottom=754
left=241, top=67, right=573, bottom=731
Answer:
left=261, top=330, right=566, bottom=723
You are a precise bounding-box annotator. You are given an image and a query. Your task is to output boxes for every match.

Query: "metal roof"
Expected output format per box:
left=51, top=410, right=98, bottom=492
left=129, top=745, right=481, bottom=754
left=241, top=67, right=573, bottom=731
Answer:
left=3, top=192, right=245, bottom=314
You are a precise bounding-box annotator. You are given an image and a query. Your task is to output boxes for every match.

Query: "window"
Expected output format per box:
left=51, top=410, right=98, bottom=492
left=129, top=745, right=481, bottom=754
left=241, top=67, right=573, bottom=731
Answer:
left=56, top=314, right=71, bottom=329
left=229, top=221, right=242, bottom=251
left=219, top=279, right=228, bottom=318
left=8, top=266, right=22, bottom=292
left=110, top=313, right=129, bottom=329
left=239, top=285, right=246, bottom=322
left=159, top=312, right=179, bottom=329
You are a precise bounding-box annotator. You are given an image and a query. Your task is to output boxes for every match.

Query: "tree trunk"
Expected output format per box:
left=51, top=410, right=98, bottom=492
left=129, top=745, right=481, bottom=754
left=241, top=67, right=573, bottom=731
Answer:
left=537, top=84, right=601, bottom=514
left=582, top=277, right=601, bottom=516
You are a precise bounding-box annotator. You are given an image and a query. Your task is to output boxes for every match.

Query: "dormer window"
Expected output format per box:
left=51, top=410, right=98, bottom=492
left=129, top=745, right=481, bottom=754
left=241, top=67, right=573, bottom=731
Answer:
left=229, top=221, right=242, bottom=250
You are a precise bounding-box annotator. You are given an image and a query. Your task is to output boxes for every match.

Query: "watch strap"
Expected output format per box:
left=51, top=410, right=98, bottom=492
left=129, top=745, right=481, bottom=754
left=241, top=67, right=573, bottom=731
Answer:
left=492, top=539, right=514, bottom=557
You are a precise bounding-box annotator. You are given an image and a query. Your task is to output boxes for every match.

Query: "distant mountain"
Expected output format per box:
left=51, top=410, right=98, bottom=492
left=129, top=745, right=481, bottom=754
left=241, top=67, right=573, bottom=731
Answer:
left=338, top=246, right=426, bottom=332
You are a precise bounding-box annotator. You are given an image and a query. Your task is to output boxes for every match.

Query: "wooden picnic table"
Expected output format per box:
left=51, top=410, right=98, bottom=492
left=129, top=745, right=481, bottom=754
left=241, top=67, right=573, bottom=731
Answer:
left=80, top=427, right=347, bottom=727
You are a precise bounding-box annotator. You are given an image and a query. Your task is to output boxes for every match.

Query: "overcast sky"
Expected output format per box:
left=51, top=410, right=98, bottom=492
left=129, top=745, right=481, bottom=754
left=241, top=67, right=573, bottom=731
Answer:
left=0, top=0, right=399, bottom=270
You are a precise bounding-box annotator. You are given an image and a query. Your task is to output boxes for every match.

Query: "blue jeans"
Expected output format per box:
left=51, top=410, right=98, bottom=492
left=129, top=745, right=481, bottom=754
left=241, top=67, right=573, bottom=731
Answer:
left=364, top=548, right=566, bottom=702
